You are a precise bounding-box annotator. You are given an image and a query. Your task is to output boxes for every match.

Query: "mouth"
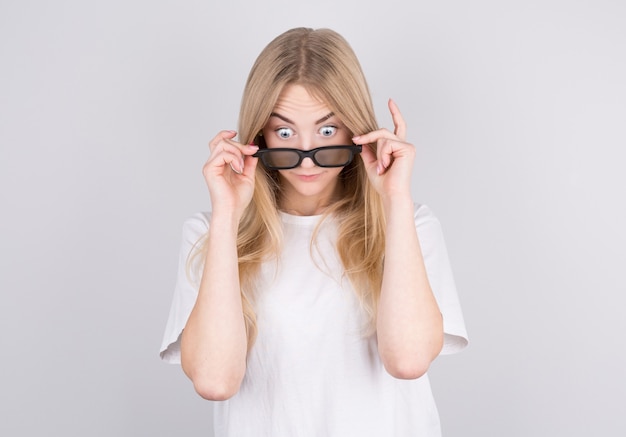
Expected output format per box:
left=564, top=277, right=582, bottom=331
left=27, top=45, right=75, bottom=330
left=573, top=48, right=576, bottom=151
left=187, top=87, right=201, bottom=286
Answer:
left=295, top=173, right=321, bottom=181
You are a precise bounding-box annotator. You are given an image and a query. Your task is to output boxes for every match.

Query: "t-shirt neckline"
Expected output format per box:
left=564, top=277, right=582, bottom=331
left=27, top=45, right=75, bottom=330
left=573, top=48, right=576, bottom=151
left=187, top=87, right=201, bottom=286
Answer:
left=279, top=211, right=324, bottom=226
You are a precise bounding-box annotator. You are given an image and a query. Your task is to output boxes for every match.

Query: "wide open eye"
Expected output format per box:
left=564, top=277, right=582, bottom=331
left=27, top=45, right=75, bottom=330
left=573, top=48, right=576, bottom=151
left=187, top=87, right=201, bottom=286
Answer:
left=319, top=125, right=337, bottom=137
left=276, top=127, right=294, bottom=139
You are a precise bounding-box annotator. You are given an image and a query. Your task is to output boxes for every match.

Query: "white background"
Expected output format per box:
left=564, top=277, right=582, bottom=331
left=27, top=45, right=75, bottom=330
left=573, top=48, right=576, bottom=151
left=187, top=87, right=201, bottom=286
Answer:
left=1, top=0, right=625, bottom=436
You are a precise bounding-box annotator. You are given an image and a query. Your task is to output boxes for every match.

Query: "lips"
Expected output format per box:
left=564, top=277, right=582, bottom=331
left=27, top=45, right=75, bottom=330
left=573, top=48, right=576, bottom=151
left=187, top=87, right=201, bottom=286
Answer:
left=296, top=173, right=321, bottom=181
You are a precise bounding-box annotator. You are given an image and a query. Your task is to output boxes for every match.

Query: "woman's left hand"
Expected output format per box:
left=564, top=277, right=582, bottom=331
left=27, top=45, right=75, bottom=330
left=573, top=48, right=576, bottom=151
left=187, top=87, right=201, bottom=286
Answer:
left=353, top=99, right=415, bottom=199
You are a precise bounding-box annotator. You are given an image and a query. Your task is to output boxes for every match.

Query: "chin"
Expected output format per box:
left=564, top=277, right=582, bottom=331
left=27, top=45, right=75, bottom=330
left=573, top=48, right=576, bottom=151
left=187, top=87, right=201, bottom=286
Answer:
left=279, top=173, right=341, bottom=202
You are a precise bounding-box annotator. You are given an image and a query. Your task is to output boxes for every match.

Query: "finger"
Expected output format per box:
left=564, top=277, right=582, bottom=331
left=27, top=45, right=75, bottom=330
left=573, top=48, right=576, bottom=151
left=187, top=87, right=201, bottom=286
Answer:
left=359, top=143, right=377, bottom=167
left=376, top=138, right=395, bottom=175
left=226, top=152, right=258, bottom=177
left=229, top=144, right=260, bottom=175
left=216, top=139, right=257, bottom=153
left=359, top=144, right=381, bottom=178
left=222, top=143, right=245, bottom=174
left=388, top=99, right=407, bottom=141
left=228, top=162, right=242, bottom=175
left=212, top=140, right=258, bottom=171
left=205, top=149, right=240, bottom=174
left=352, top=128, right=396, bottom=147
left=361, top=141, right=403, bottom=178
left=241, top=154, right=258, bottom=178
left=209, top=130, right=237, bottom=152
left=214, top=139, right=258, bottom=159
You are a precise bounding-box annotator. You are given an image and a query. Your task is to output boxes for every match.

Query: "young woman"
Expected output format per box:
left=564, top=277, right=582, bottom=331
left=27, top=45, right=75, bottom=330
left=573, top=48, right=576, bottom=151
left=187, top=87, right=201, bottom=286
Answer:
left=161, top=27, right=468, bottom=436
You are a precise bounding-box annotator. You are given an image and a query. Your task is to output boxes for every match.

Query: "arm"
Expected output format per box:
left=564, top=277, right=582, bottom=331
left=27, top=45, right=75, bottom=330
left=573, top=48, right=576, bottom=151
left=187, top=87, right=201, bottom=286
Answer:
left=180, top=130, right=259, bottom=400
left=376, top=195, right=443, bottom=379
left=181, top=212, right=248, bottom=400
left=354, top=100, right=443, bottom=379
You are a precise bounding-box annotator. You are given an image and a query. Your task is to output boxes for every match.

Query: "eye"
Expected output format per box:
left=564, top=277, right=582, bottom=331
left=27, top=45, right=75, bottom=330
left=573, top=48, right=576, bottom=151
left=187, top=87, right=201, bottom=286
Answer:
left=276, top=127, right=293, bottom=139
left=319, top=125, right=337, bottom=137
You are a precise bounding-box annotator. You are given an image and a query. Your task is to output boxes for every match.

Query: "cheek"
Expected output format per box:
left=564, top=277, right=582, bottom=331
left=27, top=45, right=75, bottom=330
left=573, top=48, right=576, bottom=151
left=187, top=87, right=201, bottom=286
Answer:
left=328, top=167, right=344, bottom=180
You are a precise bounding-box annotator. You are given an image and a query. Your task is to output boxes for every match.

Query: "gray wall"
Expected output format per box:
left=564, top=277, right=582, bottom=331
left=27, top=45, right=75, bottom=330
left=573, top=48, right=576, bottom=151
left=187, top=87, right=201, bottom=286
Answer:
left=1, top=0, right=624, bottom=436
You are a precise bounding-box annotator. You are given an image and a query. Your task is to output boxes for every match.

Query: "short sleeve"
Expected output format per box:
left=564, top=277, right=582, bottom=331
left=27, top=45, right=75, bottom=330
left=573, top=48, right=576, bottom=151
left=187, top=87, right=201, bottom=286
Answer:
left=414, top=204, right=469, bottom=355
left=159, top=212, right=210, bottom=364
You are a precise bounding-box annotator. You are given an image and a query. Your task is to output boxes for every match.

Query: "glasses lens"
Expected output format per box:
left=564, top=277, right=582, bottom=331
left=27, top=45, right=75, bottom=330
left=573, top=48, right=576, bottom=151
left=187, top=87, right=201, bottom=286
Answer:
left=314, top=148, right=353, bottom=167
left=262, top=150, right=300, bottom=169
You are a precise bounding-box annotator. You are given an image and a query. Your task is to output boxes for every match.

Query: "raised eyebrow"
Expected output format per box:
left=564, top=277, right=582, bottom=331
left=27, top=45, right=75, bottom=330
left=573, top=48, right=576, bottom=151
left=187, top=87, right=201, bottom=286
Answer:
left=269, top=112, right=294, bottom=124
left=315, top=112, right=335, bottom=125
left=269, top=112, right=336, bottom=125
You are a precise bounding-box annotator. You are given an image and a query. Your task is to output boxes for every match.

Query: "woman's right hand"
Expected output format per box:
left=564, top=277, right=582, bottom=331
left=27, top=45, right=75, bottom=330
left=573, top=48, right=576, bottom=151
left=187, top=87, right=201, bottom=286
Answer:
left=203, top=130, right=259, bottom=219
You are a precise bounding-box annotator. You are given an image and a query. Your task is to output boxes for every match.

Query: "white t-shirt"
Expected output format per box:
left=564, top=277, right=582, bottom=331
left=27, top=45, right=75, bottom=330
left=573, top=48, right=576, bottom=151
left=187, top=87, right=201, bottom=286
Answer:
left=160, top=204, right=468, bottom=437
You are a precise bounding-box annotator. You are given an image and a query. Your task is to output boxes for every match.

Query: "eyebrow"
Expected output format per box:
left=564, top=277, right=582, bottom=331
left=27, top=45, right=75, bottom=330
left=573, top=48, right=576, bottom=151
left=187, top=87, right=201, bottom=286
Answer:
left=269, top=112, right=335, bottom=125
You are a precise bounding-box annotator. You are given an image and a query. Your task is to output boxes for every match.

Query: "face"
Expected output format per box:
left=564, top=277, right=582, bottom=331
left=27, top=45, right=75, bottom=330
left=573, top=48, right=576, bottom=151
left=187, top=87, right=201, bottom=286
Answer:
left=262, top=84, right=353, bottom=215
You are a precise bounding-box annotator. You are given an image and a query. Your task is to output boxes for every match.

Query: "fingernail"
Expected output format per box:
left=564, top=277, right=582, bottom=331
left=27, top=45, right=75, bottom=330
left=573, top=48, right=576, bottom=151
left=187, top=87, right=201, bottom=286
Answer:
left=248, top=144, right=259, bottom=148
left=377, top=164, right=383, bottom=175
left=352, top=135, right=361, bottom=141
left=230, top=162, right=242, bottom=174
left=240, top=159, right=245, bottom=170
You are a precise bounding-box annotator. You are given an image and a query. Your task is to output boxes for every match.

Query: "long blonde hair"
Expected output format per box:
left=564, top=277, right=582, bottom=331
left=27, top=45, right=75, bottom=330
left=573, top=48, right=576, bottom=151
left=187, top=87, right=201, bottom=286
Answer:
left=198, top=28, right=386, bottom=350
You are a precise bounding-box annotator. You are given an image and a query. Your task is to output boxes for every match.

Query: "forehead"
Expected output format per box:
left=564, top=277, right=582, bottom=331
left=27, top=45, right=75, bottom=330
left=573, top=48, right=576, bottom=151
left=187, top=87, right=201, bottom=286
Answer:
left=271, top=84, right=332, bottom=122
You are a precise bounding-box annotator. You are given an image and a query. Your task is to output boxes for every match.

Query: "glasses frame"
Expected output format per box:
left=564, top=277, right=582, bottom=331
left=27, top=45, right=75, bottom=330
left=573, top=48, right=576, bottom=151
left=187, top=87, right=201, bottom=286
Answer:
left=252, top=145, right=362, bottom=170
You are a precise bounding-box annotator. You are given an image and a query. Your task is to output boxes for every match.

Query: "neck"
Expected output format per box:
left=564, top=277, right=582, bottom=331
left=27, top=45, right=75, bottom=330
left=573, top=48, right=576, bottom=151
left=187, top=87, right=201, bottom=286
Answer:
left=279, top=190, right=340, bottom=216
left=279, top=202, right=330, bottom=216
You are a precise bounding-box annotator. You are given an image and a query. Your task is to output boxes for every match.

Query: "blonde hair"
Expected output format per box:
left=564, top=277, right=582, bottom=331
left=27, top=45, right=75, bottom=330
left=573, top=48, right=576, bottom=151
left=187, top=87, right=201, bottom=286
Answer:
left=197, top=28, right=385, bottom=350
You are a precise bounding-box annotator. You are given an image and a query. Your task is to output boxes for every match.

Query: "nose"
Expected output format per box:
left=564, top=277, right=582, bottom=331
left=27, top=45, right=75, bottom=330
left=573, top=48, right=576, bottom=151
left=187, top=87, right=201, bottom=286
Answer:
left=300, top=137, right=316, bottom=168
left=300, top=156, right=316, bottom=168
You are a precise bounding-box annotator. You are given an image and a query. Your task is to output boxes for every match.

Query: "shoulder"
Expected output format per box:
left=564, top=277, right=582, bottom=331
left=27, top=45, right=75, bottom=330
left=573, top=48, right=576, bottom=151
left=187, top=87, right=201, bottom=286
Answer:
left=181, top=212, right=212, bottom=242
left=413, top=203, right=442, bottom=229
left=183, top=211, right=211, bottom=231
left=411, top=203, right=450, bottom=254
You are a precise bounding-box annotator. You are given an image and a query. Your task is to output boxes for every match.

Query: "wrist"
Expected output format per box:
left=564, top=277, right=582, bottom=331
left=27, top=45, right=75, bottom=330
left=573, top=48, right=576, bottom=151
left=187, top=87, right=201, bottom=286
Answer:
left=209, top=210, right=242, bottom=236
left=381, top=192, right=413, bottom=210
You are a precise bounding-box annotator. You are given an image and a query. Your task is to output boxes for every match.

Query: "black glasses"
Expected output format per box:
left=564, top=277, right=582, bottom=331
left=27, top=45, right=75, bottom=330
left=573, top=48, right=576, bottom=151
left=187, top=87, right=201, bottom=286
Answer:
left=252, top=145, right=362, bottom=170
